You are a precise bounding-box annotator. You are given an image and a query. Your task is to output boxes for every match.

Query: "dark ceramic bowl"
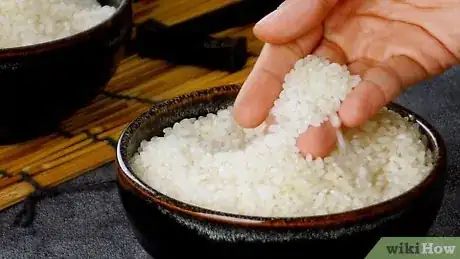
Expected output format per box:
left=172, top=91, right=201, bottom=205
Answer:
left=0, top=0, right=132, bottom=144
left=116, top=84, right=447, bottom=259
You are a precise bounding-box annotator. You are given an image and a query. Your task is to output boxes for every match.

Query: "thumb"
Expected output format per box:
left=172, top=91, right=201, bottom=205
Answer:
left=254, top=0, right=339, bottom=44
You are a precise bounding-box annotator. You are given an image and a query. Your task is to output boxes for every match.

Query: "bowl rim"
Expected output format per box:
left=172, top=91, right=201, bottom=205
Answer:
left=0, top=0, right=131, bottom=56
left=116, top=84, right=447, bottom=228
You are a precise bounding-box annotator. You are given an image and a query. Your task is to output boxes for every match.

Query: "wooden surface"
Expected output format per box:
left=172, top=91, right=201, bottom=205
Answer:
left=0, top=0, right=263, bottom=211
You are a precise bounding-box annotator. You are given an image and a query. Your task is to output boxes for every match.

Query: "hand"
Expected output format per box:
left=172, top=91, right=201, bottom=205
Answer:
left=232, top=0, right=460, bottom=158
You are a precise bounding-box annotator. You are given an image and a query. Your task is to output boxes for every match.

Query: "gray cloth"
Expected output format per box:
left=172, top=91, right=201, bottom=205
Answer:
left=1, top=67, right=460, bottom=259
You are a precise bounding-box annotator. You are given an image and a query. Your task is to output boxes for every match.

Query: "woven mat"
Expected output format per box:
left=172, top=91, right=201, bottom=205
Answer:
left=0, top=0, right=263, bottom=212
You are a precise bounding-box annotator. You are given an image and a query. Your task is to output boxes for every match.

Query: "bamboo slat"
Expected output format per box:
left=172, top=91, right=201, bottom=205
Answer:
left=0, top=0, right=262, bottom=211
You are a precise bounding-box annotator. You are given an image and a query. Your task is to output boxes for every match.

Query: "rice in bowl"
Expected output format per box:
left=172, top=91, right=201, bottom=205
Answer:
left=0, top=0, right=117, bottom=49
left=130, top=55, right=435, bottom=218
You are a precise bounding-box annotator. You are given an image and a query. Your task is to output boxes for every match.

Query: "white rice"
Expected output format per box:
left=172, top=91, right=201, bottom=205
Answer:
left=131, top=55, right=434, bottom=218
left=0, top=0, right=117, bottom=49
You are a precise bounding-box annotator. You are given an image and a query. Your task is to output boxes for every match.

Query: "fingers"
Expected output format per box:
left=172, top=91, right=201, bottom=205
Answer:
left=347, top=58, right=376, bottom=77
left=297, top=55, right=426, bottom=158
left=312, top=38, right=348, bottom=65
left=254, top=0, right=339, bottom=44
left=339, top=55, right=428, bottom=127
left=297, top=121, right=338, bottom=158
left=295, top=40, right=348, bottom=158
left=233, top=26, right=323, bottom=128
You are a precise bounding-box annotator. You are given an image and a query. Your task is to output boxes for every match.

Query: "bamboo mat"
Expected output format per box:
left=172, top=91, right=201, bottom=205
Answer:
left=0, top=0, right=263, bottom=212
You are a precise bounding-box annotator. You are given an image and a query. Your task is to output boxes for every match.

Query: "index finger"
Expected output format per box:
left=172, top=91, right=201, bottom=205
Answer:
left=233, top=26, right=323, bottom=128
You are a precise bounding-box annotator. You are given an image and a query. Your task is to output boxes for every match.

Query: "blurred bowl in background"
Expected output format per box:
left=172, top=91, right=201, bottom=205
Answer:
left=0, top=0, right=133, bottom=144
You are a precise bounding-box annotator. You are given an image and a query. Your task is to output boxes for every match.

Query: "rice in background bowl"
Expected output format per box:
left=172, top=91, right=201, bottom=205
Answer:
left=0, top=0, right=132, bottom=144
left=0, top=0, right=117, bottom=49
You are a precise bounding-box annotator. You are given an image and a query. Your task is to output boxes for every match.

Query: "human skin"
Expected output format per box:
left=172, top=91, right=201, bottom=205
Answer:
left=232, top=0, right=460, bottom=158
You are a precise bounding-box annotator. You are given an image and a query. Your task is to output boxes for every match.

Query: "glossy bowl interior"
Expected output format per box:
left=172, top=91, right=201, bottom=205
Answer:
left=116, top=84, right=447, bottom=259
left=0, top=0, right=132, bottom=144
